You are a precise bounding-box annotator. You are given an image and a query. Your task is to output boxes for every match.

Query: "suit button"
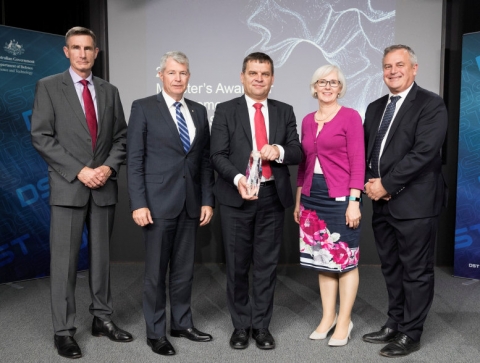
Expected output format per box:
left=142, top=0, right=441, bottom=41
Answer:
left=183, top=176, right=185, bottom=179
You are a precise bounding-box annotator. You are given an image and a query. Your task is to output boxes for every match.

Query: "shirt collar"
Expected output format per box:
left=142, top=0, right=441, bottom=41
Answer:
left=162, top=91, right=185, bottom=108
left=388, top=82, right=414, bottom=101
left=244, top=94, right=267, bottom=109
left=69, top=67, right=93, bottom=85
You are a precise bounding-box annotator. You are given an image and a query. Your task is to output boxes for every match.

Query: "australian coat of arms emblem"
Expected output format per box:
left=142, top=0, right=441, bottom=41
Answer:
left=4, top=39, right=25, bottom=56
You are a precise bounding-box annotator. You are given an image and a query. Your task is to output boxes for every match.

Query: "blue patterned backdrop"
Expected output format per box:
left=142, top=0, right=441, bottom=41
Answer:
left=454, top=31, right=480, bottom=279
left=0, top=26, right=89, bottom=284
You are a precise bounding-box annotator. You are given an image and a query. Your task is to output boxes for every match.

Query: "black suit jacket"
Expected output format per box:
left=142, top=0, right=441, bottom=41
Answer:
left=210, top=95, right=302, bottom=208
left=364, top=82, right=448, bottom=219
left=127, top=93, right=214, bottom=219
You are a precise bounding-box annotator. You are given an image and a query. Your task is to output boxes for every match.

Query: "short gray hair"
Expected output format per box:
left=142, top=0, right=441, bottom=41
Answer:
left=310, top=64, right=347, bottom=99
left=383, top=44, right=417, bottom=66
left=158, top=51, right=190, bottom=73
left=65, top=26, right=96, bottom=47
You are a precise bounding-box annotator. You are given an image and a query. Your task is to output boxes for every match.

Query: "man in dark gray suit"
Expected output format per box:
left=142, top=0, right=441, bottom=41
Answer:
left=31, top=26, right=132, bottom=359
left=127, top=51, right=214, bottom=357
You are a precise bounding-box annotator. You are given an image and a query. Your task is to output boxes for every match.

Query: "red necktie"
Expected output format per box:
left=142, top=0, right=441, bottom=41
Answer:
left=253, top=103, right=272, bottom=179
left=80, top=79, right=97, bottom=150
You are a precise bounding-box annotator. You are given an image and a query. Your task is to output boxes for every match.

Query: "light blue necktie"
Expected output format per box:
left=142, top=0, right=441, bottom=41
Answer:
left=370, top=95, right=401, bottom=177
left=174, top=102, right=190, bottom=153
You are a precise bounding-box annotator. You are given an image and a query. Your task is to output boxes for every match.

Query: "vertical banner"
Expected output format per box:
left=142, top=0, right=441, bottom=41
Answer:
left=454, top=31, right=480, bottom=279
left=0, top=26, right=89, bottom=284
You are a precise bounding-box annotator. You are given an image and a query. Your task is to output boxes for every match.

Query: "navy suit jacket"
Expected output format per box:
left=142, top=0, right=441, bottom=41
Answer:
left=127, top=92, right=214, bottom=219
left=364, top=82, right=448, bottom=219
left=210, top=95, right=302, bottom=209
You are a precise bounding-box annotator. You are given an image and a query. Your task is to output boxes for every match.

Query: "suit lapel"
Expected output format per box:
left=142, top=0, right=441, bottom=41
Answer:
left=92, top=77, right=105, bottom=137
left=238, top=96, right=253, bottom=150
left=267, top=99, right=277, bottom=144
left=156, top=93, right=186, bottom=153
left=61, top=71, right=90, bottom=135
left=383, top=83, right=418, bottom=151
left=185, top=99, right=199, bottom=151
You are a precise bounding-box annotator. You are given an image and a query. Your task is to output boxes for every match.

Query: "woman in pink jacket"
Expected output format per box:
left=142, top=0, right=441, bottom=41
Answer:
left=294, top=64, right=365, bottom=347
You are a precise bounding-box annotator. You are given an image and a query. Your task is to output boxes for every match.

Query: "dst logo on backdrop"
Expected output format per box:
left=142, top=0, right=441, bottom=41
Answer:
left=454, top=31, right=480, bottom=280
left=0, top=25, right=88, bottom=284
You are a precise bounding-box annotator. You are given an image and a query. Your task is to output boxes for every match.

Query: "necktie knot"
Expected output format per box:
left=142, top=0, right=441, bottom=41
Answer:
left=80, top=79, right=89, bottom=87
left=253, top=103, right=263, bottom=110
left=174, top=101, right=182, bottom=110
left=390, top=95, right=400, bottom=104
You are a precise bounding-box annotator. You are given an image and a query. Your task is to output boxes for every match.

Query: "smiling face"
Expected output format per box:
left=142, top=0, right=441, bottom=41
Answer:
left=158, top=57, right=190, bottom=101
left=241, top=60, right=274, bottom=102
left=383, top=49, right=418, bottom=94
left=315, top=71, right=342, bottom=104
left=63, top=35, right=98, bottom=78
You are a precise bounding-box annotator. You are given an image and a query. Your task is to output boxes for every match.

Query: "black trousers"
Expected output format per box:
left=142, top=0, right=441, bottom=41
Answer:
left=143, top=208, right=198, bottom=339
left=219, top=184, right=285, bottom=330
left=372, top=208, right=438, bottom=342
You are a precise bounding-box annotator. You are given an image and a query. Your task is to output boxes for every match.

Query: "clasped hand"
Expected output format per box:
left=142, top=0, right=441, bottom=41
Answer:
left=77, top=165, right=112, bottom=189
left=365, top=178, right=391, bottom=201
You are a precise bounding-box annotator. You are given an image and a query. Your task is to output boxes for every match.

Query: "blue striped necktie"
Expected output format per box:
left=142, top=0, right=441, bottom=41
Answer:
left=174, top=102, right=190, bottom=153
left=370, top=95, right=401, bottom=177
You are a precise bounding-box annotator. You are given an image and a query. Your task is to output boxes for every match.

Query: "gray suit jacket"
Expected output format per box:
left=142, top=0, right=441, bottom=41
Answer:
left=31, top=70, right=127, bottom=207
left=126, top=93, right=214, bottom=219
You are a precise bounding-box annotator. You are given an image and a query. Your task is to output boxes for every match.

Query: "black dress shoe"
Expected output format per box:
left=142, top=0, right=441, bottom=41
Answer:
left=252, top=328, right=275, bottom=350
left=362, top=326, right=398, bottom=344
left=380, top=333, right=420, bottom=357
left=54, top=335, right=82, bottom=359
left=230, top=328, right=250, bottom=349
left=170, top=327, right=212, bottom=342
left=147, top=337, right=176, bottom=356
left=92, top=317, right=133, bottom=342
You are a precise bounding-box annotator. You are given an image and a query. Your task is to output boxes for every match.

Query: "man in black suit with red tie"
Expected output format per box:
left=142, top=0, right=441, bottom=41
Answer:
left=210, top=52, right=302, bottom=350
left=362, top=45, right=448, bottom=358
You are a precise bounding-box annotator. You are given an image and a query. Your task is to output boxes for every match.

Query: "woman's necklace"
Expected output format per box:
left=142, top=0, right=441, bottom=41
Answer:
left=315, top=104, right=340, bottom=122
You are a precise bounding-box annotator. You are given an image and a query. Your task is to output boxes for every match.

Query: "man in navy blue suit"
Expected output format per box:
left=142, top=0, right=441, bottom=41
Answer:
left=127, top=51, right=214, bottom=357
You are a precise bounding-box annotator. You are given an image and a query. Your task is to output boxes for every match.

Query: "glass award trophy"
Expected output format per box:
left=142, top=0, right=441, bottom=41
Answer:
left=246, top=151, right=262, bottom=196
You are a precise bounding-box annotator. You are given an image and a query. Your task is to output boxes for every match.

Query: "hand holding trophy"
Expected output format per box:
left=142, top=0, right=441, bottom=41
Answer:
left=246, top=151, right=262, bottom=196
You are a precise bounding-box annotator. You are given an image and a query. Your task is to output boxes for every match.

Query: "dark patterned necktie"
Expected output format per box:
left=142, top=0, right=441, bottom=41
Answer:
left=174, top=102, right=190, bottom=153
left=80, top=79, right=97, bottom=150
left=370, top=95, right=401, bottom=177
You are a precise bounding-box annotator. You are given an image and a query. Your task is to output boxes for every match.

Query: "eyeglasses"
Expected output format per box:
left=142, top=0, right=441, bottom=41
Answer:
left=316, top=79, right=341, bottom=88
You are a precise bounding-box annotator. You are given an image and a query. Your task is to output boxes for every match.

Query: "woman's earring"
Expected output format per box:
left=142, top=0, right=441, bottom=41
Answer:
left=314, top=92, right=317, bottom=97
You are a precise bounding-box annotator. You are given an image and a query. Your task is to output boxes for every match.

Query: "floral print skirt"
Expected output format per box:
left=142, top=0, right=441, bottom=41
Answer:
left=299, top=174, right=360, bottom=272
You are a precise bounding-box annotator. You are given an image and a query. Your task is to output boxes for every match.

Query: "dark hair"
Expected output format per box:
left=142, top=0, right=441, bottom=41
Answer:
left=65, top=26, right=96, bottom=47
left=383, top=44, right=417, bottom=65
left=242, top=52, right=274, bottom=75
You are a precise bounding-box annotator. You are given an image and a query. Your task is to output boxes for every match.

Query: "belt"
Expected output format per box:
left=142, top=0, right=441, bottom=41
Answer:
left=260, top=180, right=275, bottom=187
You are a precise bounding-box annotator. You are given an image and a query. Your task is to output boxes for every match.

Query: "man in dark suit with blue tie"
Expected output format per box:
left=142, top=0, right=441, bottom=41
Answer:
left=210, top=52, right=302, bottom=350
left=362, top=45, right=448, bottom=358
left=127, top=51, right=214, bottom=356
left=31, top=26, right=132, bottom=359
